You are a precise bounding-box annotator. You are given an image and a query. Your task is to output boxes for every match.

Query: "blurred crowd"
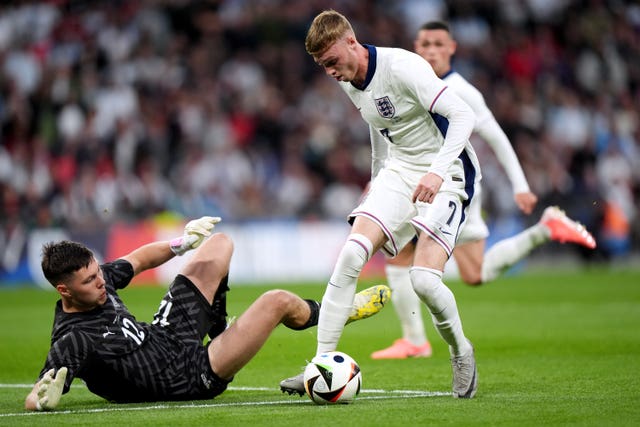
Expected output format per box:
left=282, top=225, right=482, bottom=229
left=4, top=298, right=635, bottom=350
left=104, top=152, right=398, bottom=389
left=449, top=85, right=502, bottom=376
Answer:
left=0, top=0, right=638, bottom=260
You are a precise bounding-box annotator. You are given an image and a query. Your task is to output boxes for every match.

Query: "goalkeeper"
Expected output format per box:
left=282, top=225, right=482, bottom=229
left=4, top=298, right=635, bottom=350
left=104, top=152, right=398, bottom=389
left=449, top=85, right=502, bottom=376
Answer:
left=25, top=216, right=389, bottom=411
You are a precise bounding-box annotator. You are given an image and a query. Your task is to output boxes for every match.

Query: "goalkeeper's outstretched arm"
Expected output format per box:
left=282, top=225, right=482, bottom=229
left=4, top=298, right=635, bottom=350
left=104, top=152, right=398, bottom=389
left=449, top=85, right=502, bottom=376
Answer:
left=123, top=216, right=222, bottom=276
left=25, top=367, right=68, bottom=411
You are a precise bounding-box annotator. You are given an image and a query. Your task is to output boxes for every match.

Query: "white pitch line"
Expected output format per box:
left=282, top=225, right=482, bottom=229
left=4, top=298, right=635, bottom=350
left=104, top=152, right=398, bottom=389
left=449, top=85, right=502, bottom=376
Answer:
left=1, top=384, right=447, bottom=395
left=0, top=385, right=450, bottom=418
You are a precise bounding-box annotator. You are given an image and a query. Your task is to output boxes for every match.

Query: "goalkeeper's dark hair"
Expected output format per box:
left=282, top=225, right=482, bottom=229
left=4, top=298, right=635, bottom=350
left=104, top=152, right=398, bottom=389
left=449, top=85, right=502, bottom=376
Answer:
left=419, top=20, right=451, bottom=33
left=42, top=241, right=94, bottom=287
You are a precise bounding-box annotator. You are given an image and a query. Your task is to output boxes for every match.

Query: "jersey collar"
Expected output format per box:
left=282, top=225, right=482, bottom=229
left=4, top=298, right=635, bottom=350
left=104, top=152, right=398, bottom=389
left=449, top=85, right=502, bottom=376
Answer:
left=440, top=68, right=455, bottom=79
left=352, top=44, right=377, bottom=90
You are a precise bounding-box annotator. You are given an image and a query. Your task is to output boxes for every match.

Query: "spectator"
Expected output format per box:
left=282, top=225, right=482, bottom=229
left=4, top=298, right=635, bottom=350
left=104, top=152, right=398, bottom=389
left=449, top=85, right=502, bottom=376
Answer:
left=0, top=0, right=637, bottom=258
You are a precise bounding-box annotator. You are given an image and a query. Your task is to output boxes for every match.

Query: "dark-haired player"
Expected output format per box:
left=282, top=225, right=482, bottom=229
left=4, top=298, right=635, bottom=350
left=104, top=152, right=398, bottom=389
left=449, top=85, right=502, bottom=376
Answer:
left=25, top=216, right=388, bottom=410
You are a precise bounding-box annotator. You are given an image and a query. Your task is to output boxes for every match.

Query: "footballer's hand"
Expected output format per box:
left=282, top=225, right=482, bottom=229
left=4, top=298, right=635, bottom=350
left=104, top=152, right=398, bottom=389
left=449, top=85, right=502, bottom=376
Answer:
left=36, top=367, right=67, bottom=411
left=413, top=173, right=443, bottom=204
left=514, top=192, right=538, bottom=215
left=170, top=216, right=222, bottom=255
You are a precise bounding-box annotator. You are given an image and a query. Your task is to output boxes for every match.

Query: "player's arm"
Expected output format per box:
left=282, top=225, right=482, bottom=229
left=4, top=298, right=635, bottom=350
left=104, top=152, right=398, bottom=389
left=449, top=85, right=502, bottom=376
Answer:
left=357, top=126, right=388, bottom=204
left=428, top=88, right=475, bottom=179
left=122, top=240, right=176, bottom=276
left=397, top=56, right=475, bottom=202
left=415, top=88, right=475, bottom=203
left=25, top=328, right=96, bottom=411
left=369, top=124, right=388, bottom=179
left=122, top=216, right=221, bottom=276
left=456, top=82, right=537, bottom=214
left=474, top=116, right=537, bottom=214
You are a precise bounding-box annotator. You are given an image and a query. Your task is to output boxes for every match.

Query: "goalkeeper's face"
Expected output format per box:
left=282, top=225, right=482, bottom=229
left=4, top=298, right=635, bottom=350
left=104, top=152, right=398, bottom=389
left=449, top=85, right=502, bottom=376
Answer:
left=56, top=258, right=108, bottom=312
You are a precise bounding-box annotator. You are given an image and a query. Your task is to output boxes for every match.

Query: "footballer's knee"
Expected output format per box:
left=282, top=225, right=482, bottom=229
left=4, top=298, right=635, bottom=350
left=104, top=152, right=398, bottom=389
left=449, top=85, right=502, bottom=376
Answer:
left=190, top=233, right=233, bottom=270
left=453, top=242, right=485, bottom=286
left=261, top=289, right=296, bottom=309
left=260, top=289, right=314, bottom=328
left=410, top=267, right=442, bottom=296
left=182, top=233, right=234, bottom=297
left=203, top=232, right=234, bottom=262
left=335, top=234, right=374, bottom=277
left=387, top=241, right=415, bottom=267
left=260, top=289, right=302, bottom=319
left=459, top=270, right=483, bottom=286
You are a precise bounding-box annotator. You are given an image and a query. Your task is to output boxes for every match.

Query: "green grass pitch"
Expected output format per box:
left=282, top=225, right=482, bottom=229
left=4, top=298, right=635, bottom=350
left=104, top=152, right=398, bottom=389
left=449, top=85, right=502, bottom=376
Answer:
left=1, top=267, right=639, bottom=426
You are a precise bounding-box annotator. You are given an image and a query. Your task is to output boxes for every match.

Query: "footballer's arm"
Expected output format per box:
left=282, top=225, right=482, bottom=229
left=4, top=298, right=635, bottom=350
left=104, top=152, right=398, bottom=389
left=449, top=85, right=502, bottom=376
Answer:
left=121, top=215, right=221, bottom=275
left=121, top=241, right=176, bottom=276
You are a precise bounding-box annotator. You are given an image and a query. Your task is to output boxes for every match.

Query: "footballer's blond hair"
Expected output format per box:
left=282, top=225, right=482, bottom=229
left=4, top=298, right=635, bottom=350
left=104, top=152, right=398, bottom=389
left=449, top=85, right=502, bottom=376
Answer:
left=305, top=10, right=355, bottom=58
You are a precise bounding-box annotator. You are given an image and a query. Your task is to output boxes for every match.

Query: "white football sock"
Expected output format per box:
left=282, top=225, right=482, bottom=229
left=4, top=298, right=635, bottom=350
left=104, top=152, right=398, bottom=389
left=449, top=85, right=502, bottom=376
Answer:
left=317, top=234, right=372, bottom=354
left=410, top=267, right=471, bottom=357
left=481, top=223, right=550, bottom=283
left=385, top=264, right=428, bottom=346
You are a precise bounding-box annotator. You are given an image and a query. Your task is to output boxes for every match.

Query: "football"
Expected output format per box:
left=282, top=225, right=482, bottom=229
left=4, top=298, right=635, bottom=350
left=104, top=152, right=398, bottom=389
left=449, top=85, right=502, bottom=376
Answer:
left=303, top=351, right=362, bottom=404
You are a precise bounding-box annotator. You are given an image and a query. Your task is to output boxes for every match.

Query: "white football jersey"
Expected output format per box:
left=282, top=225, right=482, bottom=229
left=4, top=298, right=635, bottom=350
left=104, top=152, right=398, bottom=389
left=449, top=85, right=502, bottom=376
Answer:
left=339, top=45, right=481, bottom=189
left=442, top=70, right=530, bottom=194
left=441, top=70, right=493, bottom=128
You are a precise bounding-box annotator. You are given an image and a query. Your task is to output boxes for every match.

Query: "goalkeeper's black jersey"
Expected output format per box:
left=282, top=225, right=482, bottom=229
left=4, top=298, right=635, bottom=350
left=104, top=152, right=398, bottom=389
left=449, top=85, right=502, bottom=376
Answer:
left=37, top=259, right=204, bottom=403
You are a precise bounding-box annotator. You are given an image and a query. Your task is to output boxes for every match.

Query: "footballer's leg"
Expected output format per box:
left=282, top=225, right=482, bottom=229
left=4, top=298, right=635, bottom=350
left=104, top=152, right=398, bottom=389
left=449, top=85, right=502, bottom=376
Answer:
left=180, top=233, right=234, bottom=304
left=152, top=233, right=235, bottom=344
left=282, top=175, right=406, bottom=396
left=411, top=236, right=472, bottom=359
left=315, top=218, right=385, bottom=355
left=208, top=274, right=230, bottom=340
left=479, top=225, right=548, bottom=283
left=371, top=243, right=433, bottom=360
left=169, top=232, right=235, bottom=341
left=208, top=290, right=316, bottom=380
left=540, top=206, right=596, bottom=248
left=411, top=238, right=477, bottom=399
left=346, top=283, right=391, bottom=323
left=452, top=239, right=485, bottom=286
left=453, top=193, right=490, bottom=286
left=410, top=193, right=476, bottom=398
left=280, top=283, right=391, bottom=396
left=209, top=284, right=390, bottom=385
left=478, top=206, right=596, bottom=284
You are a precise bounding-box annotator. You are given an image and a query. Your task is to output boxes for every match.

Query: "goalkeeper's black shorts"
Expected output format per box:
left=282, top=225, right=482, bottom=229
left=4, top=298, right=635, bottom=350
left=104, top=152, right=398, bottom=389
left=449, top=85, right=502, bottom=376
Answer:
left=148, top=273, right=231, bottom=401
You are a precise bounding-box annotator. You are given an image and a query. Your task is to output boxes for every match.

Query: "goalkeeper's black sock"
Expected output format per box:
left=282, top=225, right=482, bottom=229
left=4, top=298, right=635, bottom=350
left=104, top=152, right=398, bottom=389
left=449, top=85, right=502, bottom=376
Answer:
left=287, top=299, right=320, bottom=330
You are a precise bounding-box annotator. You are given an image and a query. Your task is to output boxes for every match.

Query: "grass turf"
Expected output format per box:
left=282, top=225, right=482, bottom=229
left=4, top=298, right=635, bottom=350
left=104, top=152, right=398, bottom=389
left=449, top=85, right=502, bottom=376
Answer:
left=0, top=267, right=639, bottom=426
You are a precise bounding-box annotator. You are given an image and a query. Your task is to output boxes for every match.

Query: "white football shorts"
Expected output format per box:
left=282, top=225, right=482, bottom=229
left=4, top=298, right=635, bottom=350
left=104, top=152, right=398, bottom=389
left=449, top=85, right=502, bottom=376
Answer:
left=349, top=167, right=474, bottom=258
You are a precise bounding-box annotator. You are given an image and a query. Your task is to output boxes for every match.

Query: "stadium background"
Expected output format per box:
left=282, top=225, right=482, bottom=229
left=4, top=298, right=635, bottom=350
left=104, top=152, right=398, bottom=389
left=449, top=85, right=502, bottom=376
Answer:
left=1, top=0, right=639, bottom=287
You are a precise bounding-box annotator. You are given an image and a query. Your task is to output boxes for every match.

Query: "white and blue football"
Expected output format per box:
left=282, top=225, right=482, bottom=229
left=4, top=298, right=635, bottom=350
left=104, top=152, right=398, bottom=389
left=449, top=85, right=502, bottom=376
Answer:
left=303, top=351, right=362, bottom=404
